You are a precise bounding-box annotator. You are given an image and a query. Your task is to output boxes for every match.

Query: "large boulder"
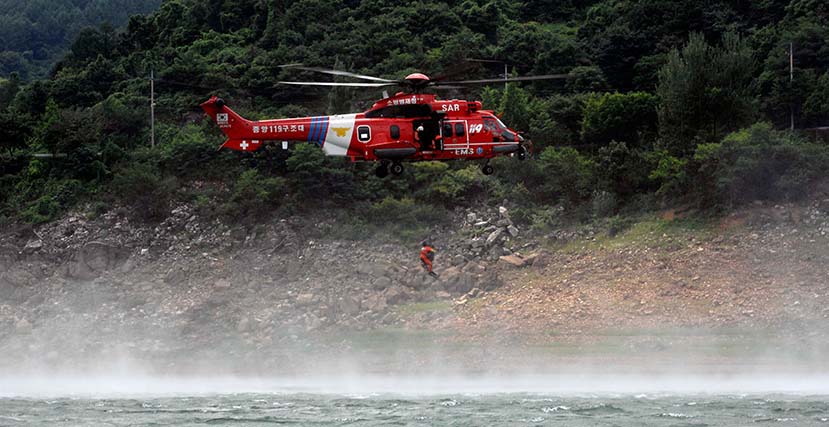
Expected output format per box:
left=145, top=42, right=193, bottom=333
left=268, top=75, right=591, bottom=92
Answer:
left=462, top=262, right=486, bottom=275
left=23, top=239, right=43, bottom=254
left=67, top=241, right=129, bottom=280
left=479, top=271, right=504, bottom=291
left=337, top=295, right=361, bottom=316
left=363, top=293, right=388, bottom=312
left=498, top=255, right=526, bottom=268
left=295, top=293, right=316, bottom=306
left=372, top=276, right=393, bottom=290
left=486, top=229, right=503, bottom=246
left=440, top=266, right=475, bottom=295
left=0, top=267, right=37, bottom=303
left=383, top=285, right=409, bottom=305
left=356, top=261, right=395, bottom=278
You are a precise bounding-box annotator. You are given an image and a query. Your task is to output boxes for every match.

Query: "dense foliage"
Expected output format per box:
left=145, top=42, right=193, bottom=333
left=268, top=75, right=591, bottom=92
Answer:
left=1, top=0, right=829, bottom=231
left=0, top=0, right=162, bottom=80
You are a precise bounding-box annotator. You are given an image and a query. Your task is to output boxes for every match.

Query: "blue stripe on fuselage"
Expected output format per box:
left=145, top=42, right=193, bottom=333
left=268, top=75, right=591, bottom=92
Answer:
left=308, top=117, right=318, bottom=143
left=319, top=117, right=328, bottom=145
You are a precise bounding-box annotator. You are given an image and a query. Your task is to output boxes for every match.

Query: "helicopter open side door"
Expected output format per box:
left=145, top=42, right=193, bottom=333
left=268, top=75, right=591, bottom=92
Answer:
left=441, top=119, right=469, bottom=152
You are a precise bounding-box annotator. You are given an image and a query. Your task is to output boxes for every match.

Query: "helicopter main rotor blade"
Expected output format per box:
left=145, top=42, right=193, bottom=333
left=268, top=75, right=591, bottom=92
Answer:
left=278, top=81, right=399, bottom=87
left=440, top=74, right=569, bottom=85
left=280, top=65, right=395, bottom=83
left=429, top=85, right=464, bottom=90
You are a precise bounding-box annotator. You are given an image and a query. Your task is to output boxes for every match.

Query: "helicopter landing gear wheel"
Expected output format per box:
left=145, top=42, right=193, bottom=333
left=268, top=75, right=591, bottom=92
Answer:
left=375, top=163, right=389, bottom=178
left=518, top=145, right=528, bottom=161
left=390, top=162, right=404, bottom=176
left=482, top=163, right=494, bottom=175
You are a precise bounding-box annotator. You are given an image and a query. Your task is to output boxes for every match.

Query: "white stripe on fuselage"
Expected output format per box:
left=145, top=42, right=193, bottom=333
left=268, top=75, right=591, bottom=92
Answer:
left=323, top=114, right=357, bottom=156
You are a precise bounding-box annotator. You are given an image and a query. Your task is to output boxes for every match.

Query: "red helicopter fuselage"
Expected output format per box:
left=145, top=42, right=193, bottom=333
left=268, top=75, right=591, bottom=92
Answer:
left=201, top=92, right=527, bottom=174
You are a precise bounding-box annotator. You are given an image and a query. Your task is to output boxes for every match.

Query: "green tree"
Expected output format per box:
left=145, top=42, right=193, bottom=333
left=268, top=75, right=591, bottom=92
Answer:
left=537, top=146, right=596, bottom=204
left=581, top=92, right=657, bottom=147
left=657, top=32, right=757, bottom=156
left=693, top=122, right=829, bottom=206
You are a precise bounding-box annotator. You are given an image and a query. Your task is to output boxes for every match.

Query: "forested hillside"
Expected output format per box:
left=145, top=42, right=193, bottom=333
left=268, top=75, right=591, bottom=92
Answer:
left=1, top=0, right=828, bottom=233
left=0, top=0, right=162, bottom=80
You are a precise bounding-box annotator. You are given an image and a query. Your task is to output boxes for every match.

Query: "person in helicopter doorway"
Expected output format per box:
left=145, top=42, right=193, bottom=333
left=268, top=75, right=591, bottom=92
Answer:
left=420, top=241, right=438, bottom=277
left=416, top=124, right=428, bottom=150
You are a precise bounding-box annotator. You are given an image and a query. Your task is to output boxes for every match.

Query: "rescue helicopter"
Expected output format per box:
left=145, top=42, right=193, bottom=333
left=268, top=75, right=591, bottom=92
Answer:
left=201, top=65, right=565, bottom=178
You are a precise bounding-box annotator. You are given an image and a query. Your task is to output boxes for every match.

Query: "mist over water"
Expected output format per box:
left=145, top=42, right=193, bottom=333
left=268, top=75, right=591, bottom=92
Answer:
left=5, top=373, right=829, bottom=398
left=3, top=294, right=829, bottom=427
left=3, top=322, right=829, bottom=398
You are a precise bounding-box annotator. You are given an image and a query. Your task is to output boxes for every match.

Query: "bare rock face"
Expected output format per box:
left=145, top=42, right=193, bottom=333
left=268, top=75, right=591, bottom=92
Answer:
left=0, top=266, right=37, bottom=303
left=67, top=241, right=130, bottom=280
left=0, top=244, right=19, bottom=270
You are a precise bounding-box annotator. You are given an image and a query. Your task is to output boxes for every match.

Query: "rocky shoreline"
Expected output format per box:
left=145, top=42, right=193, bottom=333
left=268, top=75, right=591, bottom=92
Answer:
left=2, top=200, right=829, bottom=373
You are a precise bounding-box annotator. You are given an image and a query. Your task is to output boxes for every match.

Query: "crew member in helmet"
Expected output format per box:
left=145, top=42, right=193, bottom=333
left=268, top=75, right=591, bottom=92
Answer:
left=416, top=124, right=428, bottom=150
left=420, top=241, right=438, bottom=277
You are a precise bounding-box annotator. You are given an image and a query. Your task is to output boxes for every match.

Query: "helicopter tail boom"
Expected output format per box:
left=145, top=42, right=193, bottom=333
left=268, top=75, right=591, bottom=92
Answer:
left=201, top=96, right=258, bottom=151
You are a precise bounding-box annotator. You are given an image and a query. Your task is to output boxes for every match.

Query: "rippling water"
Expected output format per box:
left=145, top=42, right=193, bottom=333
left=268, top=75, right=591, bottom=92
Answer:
left=2, top=393, right=829, bottom=426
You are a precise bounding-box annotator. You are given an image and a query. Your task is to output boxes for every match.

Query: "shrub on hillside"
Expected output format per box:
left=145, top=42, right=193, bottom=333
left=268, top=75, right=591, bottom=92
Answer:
left=157, top=123, right=229, bottom=178
left=646, top=149, right=688, bottom=198
left=368, top=196, right=448, bottom=226
left=411, top=162, right=496, bottom=205
left=18, top=179, right=85, bottom=223
left=581, top=92, right=657, bottom=147
left=537, top=146, right=596, bottom=205
left=286, top=143, right=362, bottom=204
left=694, top=122, right=829, bottom=206
left=595, top=141, right=653, bottom=197
left=221, top=168, right=287, bottom=219
left=110, top=162, right=177, bottom=221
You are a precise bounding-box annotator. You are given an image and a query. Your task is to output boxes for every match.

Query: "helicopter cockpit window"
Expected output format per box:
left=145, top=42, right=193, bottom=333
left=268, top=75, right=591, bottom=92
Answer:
left=484, top=118, right=497, bottom=132
left=442, top=122, right=453, bottom=137
left=488, top=116, right=516, bottom=141
left=454, top=123, right=465, bottom=137
left=357, top=125, right=371, bottom=142
left=365, top=104, right=432, bottom=118
left=390, top=125, right=400, bottom=139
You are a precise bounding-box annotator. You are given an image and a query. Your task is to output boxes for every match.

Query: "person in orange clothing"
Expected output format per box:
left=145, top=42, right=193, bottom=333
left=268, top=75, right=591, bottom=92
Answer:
left=420, top=241, right=438, bottom=277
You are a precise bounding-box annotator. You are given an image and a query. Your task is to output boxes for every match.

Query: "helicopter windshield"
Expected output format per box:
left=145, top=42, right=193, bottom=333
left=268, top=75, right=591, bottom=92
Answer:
left=495, top=117, right=509, bottom=130
left=484, top=115, right=516, bottom=142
